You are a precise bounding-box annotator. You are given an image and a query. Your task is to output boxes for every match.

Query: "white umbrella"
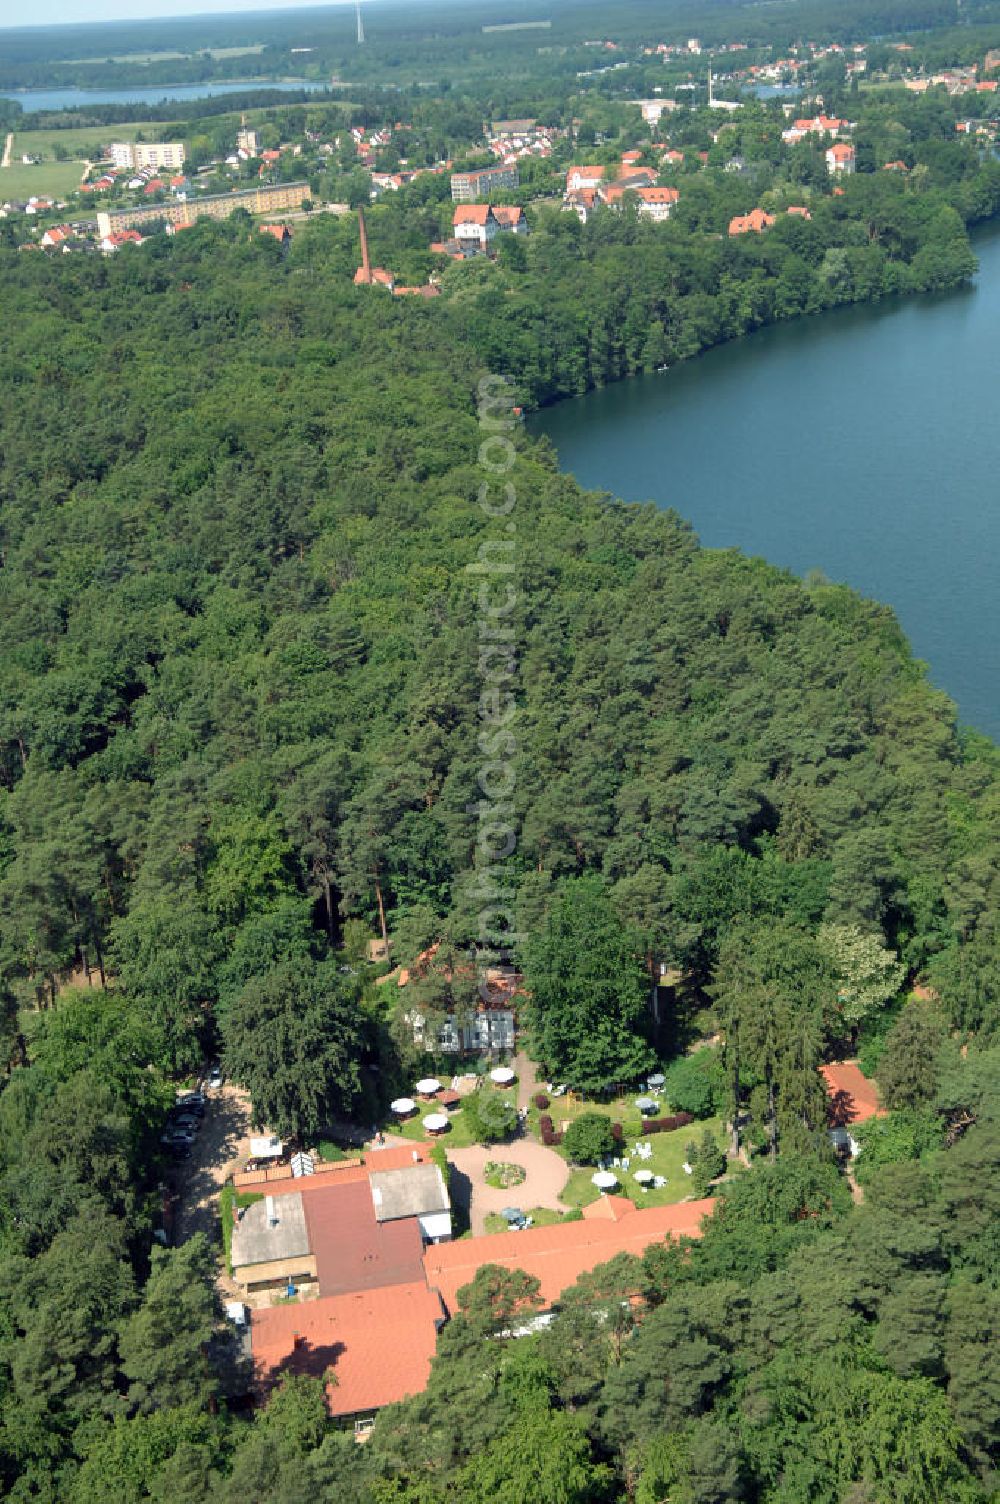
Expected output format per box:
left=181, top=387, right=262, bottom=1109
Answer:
left=633, top=1168, right=655, bottom=1184
left=647, top=1073, right=665, bottom=1088
left=490, top=1067, right=515, bottom=1085
left=635, top=1097, right=658, bottom=1113
left=591, top=1170, right=618, bottom=1190
left=422, top=1113, right=450, bottom=1134
left=390, top=1097, right=416, bottom=1116
left=415, top=1077, right=441, bottom=1096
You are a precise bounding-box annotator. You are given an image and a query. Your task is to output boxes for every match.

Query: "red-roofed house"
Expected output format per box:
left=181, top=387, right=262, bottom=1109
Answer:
left=635, top=185, right=680, bottom=221
left=259, top=223, right=292, bottom=243
left=252, top=1281, right=446, bottom=1431
left=661, top=148, right=685, bottom=165
left=423, top=1197, right=714, bottom=1314
left=101, top=229, right=144, bottom=253
left=729, top=207, right=775, bottom=235
left=453, top=202, right=500, bottom=250
left=821, top=1060, right=886, bottom=1156
left=491, top=204, right=528, bottom=235
left=232, top=1147, right=450, bottom=1293
left=566, top=164, right=605, bottom=192
left=786, top=205, right=812, bottom=218
left=41, top=224, right=74, bottom=247
left=826, top=143, right=856, bottom=174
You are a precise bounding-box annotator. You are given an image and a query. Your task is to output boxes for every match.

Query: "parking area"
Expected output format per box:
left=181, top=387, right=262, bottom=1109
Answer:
left=171, top=1082, right=253, bottom=1248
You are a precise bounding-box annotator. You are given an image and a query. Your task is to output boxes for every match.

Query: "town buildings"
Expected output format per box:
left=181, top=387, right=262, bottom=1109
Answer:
left=450, top=164, right=519, bottom=202
left=110, top=141, right=187, bottom=172
left=237, top=124, right=262, bottom=155
left=246, top=1141, right=714, bottom=1434
left=96, top=180, right=310, bottom=237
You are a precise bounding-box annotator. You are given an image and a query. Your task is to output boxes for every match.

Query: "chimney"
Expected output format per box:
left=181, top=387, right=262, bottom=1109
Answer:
left=358, top=206, right=371, bottom=284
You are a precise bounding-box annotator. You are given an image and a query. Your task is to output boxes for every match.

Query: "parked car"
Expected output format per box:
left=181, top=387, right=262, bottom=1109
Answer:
left=170, top=1112, right=201, bottom=1133
left=175, top=1091, right=206, bottom=1114
left=161, top=1127, right=196, bottom=1148
left=205, top=1065, right=224, bottom=1091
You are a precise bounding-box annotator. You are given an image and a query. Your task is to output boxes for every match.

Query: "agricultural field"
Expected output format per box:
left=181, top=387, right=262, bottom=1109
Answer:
left=0, top=160, right=87, bottom=199
left=65, top=44, right=267, bottom=63
left=12, top=120, right=176, bottom=160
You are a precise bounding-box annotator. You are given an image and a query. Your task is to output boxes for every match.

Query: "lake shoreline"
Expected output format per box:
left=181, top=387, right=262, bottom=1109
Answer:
left=530, top=218, right=1000, bottom=737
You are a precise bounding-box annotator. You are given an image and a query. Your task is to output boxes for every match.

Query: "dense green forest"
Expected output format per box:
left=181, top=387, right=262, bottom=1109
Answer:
left=4, top=0, right=1000, bottom=92
left=0, top=193, right=999, bottom=1497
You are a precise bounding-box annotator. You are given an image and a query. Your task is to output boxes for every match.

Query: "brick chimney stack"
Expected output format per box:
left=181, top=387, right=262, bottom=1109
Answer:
left=357, top=206, right=372, bottom=284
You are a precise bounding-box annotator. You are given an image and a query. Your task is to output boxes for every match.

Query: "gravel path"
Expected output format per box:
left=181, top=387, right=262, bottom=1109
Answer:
left=515, top=1049, right=541, bottom=1112
left=448, top=1140, right=570, bottom=1235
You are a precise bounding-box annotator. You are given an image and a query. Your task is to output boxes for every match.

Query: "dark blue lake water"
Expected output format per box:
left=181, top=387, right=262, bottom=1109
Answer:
left=530, top=225, right=1000, bottom=738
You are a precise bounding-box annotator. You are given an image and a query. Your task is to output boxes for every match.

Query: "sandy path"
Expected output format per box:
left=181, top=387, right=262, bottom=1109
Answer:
left=1, top=134, right=12, bottom=171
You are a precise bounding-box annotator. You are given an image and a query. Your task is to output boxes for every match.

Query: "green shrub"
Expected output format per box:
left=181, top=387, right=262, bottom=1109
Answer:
left=563, top=1112, right=615, bottom=1165
left=465, top=1089, right=518, bottom=1144
left=663, top=1050, right=727, bottom=1118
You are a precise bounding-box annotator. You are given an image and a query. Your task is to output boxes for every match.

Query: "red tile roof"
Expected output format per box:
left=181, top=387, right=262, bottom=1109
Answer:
left=637, top=186, right=680, bottom=203
left=820, top=1061, right=886, bottom=1127
left=454, top=204, right=493, bottom=224
left=252, top=1281, right=445, bottom=1417
left=303, top=1178, right=426, bottom=1296
left=423, top=1198, right=713, bottom=1312
left=729, top=208, right=775, bottom=234
left=581, top=1194, right=637, bottom=1222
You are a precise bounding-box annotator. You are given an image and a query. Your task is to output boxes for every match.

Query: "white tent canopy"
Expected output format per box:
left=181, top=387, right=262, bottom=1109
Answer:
left=415, top=1078, right=441, bottom=1096
left=423, top=1113, right=450, bottom=1134
left=490, top=1067, right=515, bottom=1085
left=591, top=1170, right=618, bottom=1190
left=391, top=1097, right=416, bottom=1115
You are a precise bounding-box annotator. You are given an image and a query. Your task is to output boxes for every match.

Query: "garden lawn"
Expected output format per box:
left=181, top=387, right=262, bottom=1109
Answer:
left=483, top=1205, right=569, bottom=1234
left=390, top=1105, right=481, bottom=1150
left=560, top=1115, right=728, bottom=1210
left=1, top=161, right=87, bottom=199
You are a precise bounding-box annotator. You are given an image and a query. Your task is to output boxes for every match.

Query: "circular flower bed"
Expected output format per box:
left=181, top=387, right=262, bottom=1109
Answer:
left=483, top=1160, right=527, bottom=1190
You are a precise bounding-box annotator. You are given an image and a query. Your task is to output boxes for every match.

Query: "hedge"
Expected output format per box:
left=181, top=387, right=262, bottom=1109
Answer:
left=645, top=1112, right=694, bottom=1135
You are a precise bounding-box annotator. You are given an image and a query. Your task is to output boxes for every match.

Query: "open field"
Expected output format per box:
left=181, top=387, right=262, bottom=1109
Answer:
left=66, top=45, right=267, bottom=63
left=0, top=160, right=87, bottom=199
left=13, top=120, right=176, bottom=159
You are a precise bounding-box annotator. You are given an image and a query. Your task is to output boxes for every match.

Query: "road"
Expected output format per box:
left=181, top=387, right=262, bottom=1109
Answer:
left=172, top=1083, right=253, bottom=1248
left=1, top=134, right=12, bottom=171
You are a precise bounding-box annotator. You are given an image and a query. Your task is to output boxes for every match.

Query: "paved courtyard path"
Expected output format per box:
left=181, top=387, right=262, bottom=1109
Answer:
left=1, top=134, right=13, bottom=171
left=448, top=1140, right=570, bottom=1236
